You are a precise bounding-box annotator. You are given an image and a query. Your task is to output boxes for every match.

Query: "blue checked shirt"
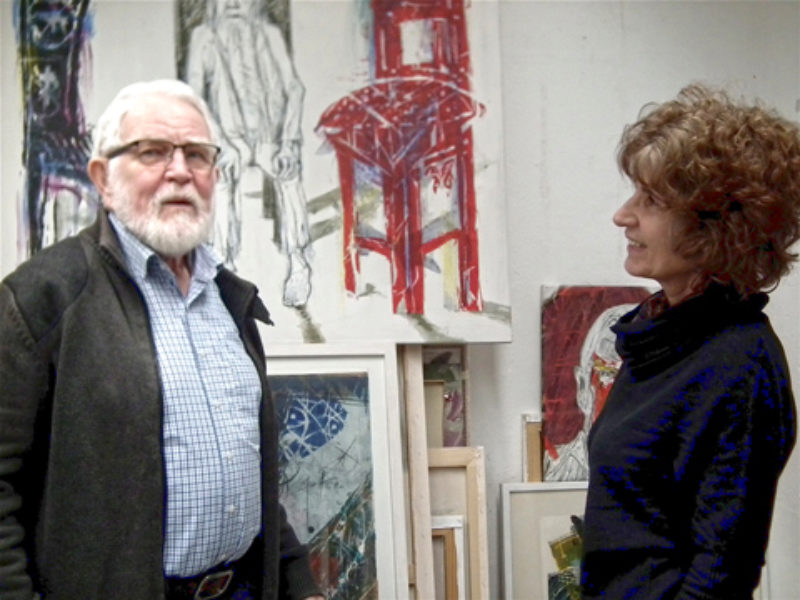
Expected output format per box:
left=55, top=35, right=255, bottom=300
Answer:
left=109, top=215, right=262, bottom=577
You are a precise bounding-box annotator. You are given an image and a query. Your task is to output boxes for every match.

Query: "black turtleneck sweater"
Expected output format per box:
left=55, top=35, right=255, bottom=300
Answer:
left=581, top=285, right=796, bottom=600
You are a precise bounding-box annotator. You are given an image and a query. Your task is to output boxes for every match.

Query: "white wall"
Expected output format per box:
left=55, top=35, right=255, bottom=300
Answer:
left=1, top=4, right=20, bottom=276
left=471, top=1, right=800, bottom=598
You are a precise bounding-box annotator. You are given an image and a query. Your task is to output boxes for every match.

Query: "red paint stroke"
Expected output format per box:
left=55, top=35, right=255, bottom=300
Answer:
left=316, top=0, right=484, bottom=314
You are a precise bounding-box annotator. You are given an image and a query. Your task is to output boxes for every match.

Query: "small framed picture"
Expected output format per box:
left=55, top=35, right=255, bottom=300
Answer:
left=501, top=481, right=587, bottom=600
left=502, top=481, right=769, bottom=599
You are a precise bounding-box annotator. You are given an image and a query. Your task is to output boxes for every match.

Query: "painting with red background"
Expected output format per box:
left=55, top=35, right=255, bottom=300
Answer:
left=541, top=286, right=652, bottom=472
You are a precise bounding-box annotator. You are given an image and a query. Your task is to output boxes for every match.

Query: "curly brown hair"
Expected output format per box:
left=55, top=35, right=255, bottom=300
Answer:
left=618, top=83, right=800, bottom=296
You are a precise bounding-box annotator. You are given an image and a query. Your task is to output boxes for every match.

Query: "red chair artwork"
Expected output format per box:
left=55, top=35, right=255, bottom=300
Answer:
left=316, top=0, right=484, bottom=314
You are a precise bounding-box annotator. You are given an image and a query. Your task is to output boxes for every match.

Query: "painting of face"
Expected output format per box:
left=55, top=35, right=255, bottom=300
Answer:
left=97, top=94, right=217, bottom=257
left=613, top=184, right=699, bottom=304
left=541, top=285, right=653, bottom=482
left=222, top=0, right=256, bottom=19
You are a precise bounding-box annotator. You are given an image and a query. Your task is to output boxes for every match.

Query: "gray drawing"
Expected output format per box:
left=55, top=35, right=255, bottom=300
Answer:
left=180, top=0, right=313, bottom=306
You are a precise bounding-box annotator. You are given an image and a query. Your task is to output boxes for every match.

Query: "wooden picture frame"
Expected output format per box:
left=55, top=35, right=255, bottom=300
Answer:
left=432, top=515, right=467, bottom=600
left=521, top=413, right=543, bottom=482
left=266, top=343, right=409, bottom=599
left=432, top=527, right=458, bottom=600
left=501, top=481, right=587, bottom=600
left=402, top=345, right=435, bottom=598
left=428, top=447, right=489, bottom=600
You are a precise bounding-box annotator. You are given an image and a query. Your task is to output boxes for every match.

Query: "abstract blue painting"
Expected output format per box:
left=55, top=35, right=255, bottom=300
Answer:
left=270, top=372, right=377, bottom=599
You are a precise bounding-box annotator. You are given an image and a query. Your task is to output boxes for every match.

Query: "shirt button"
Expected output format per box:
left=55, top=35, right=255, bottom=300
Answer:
left=227, top=504, right=238, bottom=515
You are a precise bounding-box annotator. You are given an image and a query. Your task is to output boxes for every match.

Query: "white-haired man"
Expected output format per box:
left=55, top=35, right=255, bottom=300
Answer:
left=0, top=79, right=324, bottom=600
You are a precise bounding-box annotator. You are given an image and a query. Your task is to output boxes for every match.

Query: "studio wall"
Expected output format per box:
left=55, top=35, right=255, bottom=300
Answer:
left=471, top=2, right=800, bottom=597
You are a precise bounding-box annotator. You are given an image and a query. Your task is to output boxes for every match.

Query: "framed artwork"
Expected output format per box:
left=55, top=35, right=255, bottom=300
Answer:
left=431, top=515, right=467, bottom=600
left=2, top=0, right=510, bottom=342
left=501, top=481, right=588, bottom=600
left=540, top=285, right=653, bottom=481
left=502, top=481, right=769, bottom=600
left=428, top=446, right=489, bottom=600
left=266, top=343, right=408, bottom=600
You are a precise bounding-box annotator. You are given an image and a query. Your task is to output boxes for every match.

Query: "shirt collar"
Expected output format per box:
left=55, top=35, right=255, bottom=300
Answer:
left=108, top=212, right=221, bottom=283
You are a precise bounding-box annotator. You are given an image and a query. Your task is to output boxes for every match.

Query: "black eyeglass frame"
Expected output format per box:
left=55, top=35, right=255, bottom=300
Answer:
left=104, top=138, right=222, bottom=168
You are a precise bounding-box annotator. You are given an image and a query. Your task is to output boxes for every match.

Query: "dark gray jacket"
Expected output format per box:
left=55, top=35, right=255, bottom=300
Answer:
left=0, top=211, right=319, bottom=599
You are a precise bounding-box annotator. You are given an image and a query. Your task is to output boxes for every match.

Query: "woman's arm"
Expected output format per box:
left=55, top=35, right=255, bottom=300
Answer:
left=676, top=355, right=795, bottom=599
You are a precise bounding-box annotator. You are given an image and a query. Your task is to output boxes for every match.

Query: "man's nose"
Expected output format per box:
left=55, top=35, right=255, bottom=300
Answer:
left=164, top=148, right=192, bottom=181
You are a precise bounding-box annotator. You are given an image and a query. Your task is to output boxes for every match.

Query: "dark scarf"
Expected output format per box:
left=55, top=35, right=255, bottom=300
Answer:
left=612, top=284, right=769, bottom=380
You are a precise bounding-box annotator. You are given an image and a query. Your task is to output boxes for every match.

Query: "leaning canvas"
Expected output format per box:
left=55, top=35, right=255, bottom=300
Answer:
left=540, top=285, right=653, bottom=481
left=266, top=343, right=409, bottom=599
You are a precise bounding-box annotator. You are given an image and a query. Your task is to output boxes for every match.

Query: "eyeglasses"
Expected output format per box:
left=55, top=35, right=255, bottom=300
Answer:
left=105, top=138, right=221, bottom=172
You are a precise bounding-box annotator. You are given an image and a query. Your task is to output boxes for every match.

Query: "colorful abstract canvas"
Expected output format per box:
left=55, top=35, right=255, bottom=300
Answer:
left=12, top=0, right=98, bottom=259
left=266, top=344, right=408, bottom=599
left=271, top=372, right=376, bottom=599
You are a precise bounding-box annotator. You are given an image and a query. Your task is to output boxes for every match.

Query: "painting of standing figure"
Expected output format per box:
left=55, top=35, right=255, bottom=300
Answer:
left=177, top=0, right=313, bottom=307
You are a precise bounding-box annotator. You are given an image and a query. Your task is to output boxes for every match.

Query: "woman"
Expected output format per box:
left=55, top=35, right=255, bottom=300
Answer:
left=581, top=84, right=800, bottom=599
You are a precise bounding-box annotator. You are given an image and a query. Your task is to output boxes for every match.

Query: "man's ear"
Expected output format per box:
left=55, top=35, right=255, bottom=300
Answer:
left=87, top=158, right=112, bottom=204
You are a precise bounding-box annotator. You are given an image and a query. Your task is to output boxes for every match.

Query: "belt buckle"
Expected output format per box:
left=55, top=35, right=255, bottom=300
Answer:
left=194, top=569, right=234, bottom=600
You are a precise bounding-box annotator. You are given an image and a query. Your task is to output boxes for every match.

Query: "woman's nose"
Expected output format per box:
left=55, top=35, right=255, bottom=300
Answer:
left=613, top=198, right=635, bottom=227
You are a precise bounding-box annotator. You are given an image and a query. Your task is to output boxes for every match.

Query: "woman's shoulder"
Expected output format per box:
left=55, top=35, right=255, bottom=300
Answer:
left=702, top=314, right=786, bottom=366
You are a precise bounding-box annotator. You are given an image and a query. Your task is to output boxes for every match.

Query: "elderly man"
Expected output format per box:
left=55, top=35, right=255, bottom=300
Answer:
left=0, top=80, right=324, bottom=600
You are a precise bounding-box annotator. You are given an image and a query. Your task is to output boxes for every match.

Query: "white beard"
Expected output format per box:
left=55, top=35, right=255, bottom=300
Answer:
left=108, top=175, right=214, bottom=258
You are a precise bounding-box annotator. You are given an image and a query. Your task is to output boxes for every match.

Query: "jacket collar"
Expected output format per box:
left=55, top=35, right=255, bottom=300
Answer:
left=84, top=210, right=273, bottom=327
left=216, top=268, right=273, bottom=326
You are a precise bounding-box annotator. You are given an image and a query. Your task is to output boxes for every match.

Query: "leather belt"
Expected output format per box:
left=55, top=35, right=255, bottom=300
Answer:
left=166, top=552, right=250, bottom=600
